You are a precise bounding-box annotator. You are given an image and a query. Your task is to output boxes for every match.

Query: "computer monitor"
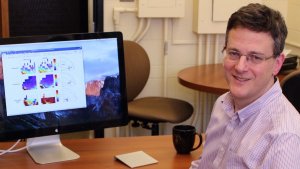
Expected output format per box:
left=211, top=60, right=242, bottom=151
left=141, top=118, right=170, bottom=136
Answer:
left=0, top=32, right=128, bottom=164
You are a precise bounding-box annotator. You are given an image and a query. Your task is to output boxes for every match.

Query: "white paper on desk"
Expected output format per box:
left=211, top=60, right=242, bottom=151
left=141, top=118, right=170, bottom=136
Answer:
left=115, top=151, right=158, bottom=168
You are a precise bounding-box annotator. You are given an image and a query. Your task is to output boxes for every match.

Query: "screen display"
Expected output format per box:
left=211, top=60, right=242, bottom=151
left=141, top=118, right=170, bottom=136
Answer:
left=3, top=46, right=87, bottom=116
left=0, top=32, right=128, bottom=140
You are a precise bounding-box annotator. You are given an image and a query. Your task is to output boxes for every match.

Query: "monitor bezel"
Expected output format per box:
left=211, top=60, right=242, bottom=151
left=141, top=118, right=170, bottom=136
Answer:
left=0, top=32, right=128, bottom=140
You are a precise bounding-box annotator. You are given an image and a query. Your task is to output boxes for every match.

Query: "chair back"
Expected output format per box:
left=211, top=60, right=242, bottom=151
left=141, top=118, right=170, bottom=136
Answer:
left=123, top=40, right=150, bottom=102
left=281, top=69, right=300, bottom=112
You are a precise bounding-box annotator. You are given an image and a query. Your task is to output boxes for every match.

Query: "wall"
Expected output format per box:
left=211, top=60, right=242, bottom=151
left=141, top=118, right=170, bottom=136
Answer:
left=286, top=0, right=300, bottom=56
left=102, top=0, right=293, bottom=137
left=104, top=0, right=203, bottom=137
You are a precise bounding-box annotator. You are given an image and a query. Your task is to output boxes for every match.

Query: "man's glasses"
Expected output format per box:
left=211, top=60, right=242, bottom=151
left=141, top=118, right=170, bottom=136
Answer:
left=223, top=49, right=275, bottom=65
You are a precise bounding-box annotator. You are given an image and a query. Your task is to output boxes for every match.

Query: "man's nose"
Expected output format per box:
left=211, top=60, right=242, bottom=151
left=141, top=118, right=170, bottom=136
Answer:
left=235, top=55, right=249, bottom=71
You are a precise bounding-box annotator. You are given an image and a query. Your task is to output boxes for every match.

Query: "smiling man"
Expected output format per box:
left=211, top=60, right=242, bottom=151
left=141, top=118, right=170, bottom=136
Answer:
left=190, top=3, right=300, bottom=169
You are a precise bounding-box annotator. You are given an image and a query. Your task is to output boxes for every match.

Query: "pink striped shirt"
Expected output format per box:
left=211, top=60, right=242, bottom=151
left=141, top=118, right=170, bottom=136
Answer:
left=190, top=80, right=300, bottom=169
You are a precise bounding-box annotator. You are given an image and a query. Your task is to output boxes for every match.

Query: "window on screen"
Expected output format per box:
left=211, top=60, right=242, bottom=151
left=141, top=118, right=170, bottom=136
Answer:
left=2, top=47, right=87, bottom=116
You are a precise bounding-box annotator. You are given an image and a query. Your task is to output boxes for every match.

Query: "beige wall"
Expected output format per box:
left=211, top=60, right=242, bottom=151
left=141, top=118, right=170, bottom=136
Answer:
left=286, top=0, right=300, bottom=56
left=104, top=0, right=203, bottom=137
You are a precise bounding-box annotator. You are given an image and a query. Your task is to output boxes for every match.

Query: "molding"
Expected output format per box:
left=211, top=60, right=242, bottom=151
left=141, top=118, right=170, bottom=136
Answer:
left=286, top=40, right=300, bottom=48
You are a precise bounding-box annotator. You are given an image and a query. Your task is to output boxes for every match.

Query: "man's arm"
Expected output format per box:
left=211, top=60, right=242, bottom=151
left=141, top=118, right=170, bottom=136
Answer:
left=263, top=134, right=300, bottom=169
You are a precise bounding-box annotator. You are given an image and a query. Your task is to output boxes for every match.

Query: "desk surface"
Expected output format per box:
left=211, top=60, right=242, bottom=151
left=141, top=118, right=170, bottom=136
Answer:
left=178, top=63, right=293, bottom=95
left=0, top=135, right=201, bottom=169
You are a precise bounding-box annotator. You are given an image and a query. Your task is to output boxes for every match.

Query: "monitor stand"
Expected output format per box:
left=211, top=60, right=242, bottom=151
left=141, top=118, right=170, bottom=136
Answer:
left=26, top=135, right=80, bottom=164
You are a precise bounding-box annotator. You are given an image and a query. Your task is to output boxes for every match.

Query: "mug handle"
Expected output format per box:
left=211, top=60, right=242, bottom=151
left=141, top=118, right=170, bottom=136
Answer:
left=191, top=133, right=202, bottom=151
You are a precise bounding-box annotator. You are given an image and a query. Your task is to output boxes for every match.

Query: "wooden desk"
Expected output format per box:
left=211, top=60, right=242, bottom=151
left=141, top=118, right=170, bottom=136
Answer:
left=0, top=135, right=201, bottom=169
left=178, top=63, right=295, bottom=95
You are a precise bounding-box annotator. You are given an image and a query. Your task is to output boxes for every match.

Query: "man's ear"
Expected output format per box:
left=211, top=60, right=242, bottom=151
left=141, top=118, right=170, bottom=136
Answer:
left=273, top=53, right=285, bottom=76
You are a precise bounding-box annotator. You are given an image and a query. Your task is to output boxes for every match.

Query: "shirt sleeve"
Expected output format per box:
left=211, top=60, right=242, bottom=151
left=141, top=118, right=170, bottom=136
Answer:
left=262, top=133, right=300, bottom=169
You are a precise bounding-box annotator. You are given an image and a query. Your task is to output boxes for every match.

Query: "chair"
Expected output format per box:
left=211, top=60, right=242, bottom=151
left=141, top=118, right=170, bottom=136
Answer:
left=280, top=69, right=300, bottom=113
left=123, top=40, right=193, bottom=135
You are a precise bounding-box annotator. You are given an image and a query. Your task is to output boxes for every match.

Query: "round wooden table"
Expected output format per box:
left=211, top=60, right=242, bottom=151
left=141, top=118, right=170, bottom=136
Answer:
left=178, top=64, right=227, bottom=95
left=177, top=63, right=293, bottom=95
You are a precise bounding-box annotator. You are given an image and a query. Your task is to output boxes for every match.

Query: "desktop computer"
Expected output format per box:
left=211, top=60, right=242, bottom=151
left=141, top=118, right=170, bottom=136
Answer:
left=0, top=32, right=128, bottom=164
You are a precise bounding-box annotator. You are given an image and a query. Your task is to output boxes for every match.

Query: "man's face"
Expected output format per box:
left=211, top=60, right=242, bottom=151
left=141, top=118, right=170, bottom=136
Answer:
left=223, top=27, right=284, bottom=109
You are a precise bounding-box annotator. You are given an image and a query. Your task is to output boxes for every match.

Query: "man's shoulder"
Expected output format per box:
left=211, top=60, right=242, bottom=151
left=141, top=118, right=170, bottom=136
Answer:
left=268, top=100, right=300, bottom=136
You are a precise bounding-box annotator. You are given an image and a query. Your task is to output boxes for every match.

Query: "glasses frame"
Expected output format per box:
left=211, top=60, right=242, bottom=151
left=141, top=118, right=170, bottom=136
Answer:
left=222, top=48, right=275, bottom=65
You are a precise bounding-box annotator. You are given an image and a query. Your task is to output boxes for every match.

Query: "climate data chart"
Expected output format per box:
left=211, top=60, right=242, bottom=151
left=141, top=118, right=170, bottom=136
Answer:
left=38, top=58, right=56, bottom=73
left=21, top=59, right=36, bottom=74
left=39, top=74, right=57, bottom=89
left=2, top=47, right=87, bottom=116
left=22, top=76, right=37, bottom=90
left=24, top=93, right=39, bottom=106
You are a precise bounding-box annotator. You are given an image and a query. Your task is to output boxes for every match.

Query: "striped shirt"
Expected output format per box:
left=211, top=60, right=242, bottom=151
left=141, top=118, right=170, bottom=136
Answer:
left=190, top=80, right=300, bottom=169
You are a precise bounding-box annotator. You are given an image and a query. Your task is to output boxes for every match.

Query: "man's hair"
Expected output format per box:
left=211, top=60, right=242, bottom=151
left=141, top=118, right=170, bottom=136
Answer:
left=225, top=3, right=287, bottom=56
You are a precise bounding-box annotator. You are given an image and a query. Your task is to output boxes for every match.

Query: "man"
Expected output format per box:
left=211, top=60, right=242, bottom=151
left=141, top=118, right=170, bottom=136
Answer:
left=190, top=3, right=300, bottom=169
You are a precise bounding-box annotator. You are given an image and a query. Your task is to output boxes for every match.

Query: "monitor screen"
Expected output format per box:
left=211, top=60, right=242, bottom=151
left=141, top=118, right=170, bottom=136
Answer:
left=0, top=32, right=128, bottom=141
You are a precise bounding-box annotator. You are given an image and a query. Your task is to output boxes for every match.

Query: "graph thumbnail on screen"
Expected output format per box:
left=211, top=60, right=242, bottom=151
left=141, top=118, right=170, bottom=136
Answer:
left=38, top=58, right=56, bottom=73
left=21, top=59, right=36, bottom=74
left=40, top=74, right=57, bottom=89
left=24, top=95, right=38, bottom=106
left=22, top=76, right=37, bottom=90
left=41, top=90, right=58, bottom=104
left=41, top=96, right=56, bottom=104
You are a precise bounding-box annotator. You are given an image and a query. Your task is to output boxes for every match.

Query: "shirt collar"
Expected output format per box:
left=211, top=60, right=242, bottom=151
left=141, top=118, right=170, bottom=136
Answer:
left=222, top=80, right=282, bottom=123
